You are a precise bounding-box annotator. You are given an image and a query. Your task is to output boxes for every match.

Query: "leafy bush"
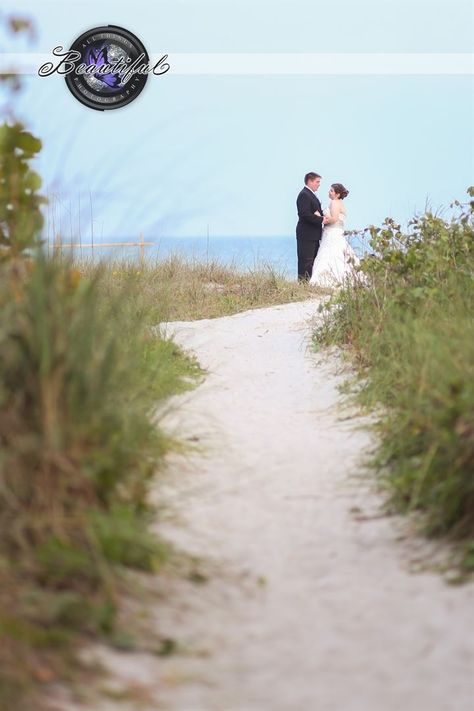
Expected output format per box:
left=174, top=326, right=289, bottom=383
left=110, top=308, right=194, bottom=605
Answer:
left=0, top=122, right=47, bottom=256
left=316, top=189, right=474, bottom=552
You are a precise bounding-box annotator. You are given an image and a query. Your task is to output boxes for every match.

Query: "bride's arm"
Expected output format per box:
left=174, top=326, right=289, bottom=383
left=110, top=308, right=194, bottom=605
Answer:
left=324, top=200, right=342, bottom=225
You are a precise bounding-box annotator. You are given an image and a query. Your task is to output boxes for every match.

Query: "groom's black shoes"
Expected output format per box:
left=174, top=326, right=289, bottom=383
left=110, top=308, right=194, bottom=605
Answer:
left=296, top=186, right=323, bottom=280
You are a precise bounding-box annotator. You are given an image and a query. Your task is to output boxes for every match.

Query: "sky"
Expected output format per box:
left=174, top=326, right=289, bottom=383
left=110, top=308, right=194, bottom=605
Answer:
left=1, top=0, right=473, bottom=243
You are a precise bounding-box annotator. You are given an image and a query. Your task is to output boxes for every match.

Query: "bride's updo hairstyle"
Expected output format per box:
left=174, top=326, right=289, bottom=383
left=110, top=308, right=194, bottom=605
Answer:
left=331, top=183, right=349, bottom=199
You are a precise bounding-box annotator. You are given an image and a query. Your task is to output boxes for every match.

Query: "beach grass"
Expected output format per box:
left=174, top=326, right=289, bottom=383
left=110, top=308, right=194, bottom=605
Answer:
left=77, top=253, right=318, bottom=322
left=314, top=189, right=474, bottom=572
left=0, top=252, right=205, bottom=709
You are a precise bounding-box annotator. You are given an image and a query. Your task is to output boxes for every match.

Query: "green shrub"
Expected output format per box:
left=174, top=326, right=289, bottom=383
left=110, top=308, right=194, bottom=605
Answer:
left=0, top=121, right=47, bottom=256
left=316, top=188, right=474, bottom=549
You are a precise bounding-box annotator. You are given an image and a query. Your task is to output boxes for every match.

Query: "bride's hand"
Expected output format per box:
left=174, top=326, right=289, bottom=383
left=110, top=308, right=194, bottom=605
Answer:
left=314, top=211, right=321, bottom=216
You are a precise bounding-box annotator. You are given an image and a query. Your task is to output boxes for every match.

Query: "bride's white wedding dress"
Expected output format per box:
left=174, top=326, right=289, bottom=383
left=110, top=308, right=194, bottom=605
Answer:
left=309, top=203, right=361, bottom=288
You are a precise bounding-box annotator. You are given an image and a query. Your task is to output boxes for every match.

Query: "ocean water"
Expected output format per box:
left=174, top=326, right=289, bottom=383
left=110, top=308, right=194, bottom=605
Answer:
left=149, top=236, right=301, bottom=277
left=62, top=234, right=369, bottom=280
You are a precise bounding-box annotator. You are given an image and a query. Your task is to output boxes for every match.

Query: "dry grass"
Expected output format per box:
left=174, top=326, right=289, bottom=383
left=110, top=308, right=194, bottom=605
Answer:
left=77, top=253, right=322, bottom=322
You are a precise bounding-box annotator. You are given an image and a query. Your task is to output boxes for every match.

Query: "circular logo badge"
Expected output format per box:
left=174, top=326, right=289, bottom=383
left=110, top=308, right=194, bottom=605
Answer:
left=65, top=25, right=149, bottom=111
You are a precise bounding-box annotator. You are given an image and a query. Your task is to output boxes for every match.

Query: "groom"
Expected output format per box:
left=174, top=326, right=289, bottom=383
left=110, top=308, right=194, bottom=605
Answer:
left=296, top=172, right=325, bottom=281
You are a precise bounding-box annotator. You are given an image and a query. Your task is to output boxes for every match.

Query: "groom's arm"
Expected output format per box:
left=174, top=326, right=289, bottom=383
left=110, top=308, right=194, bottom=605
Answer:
left=297, top=192, right=323, bottom=226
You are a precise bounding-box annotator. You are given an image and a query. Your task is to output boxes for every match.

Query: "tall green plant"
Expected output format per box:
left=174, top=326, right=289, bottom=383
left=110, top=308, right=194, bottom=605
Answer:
left=0, top=122, right=47, bottom=257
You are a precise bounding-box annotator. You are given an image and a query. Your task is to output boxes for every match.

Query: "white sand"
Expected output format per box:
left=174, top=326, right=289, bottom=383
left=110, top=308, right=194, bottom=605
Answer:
left=49, top=297, right=474, bottom=711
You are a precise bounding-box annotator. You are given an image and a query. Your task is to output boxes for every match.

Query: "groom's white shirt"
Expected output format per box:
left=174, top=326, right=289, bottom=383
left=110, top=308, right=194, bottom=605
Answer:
left=304, top=186, right=317, bottom=195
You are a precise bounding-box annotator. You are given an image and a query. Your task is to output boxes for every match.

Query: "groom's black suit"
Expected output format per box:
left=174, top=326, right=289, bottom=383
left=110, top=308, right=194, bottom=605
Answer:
left=296, top=186, right=324, bottom=281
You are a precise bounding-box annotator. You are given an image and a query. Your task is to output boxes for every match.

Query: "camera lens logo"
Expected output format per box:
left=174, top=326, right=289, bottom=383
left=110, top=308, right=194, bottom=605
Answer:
left=65, top=25, right=150, bottom=111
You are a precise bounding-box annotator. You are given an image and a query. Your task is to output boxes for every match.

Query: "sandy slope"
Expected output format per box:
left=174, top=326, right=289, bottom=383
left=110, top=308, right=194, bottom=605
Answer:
left=50, top=297, right=474, bottom=711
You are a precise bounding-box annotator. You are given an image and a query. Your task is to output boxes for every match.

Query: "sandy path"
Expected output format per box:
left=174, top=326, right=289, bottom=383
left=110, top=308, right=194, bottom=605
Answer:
left=150, top=298, right=474, bottom=711
left=50, top=298, right=473, bottom=711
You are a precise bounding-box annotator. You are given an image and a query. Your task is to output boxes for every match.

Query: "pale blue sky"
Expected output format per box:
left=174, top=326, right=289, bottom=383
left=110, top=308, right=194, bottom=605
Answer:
left=2, top=0, right=473, bottom=241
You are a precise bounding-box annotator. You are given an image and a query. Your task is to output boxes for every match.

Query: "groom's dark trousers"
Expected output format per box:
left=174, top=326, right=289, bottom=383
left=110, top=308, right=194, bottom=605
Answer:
left=296, top=186, right=323, bottom=281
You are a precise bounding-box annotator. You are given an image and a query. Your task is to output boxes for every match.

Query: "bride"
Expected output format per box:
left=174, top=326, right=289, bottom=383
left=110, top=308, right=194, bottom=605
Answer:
left=309, top=183, right=361, bottom=288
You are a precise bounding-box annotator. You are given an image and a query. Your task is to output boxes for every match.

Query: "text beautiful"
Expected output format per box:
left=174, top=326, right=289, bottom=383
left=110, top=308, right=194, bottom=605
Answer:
left=38, top=47, right=170, bottom=84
